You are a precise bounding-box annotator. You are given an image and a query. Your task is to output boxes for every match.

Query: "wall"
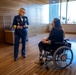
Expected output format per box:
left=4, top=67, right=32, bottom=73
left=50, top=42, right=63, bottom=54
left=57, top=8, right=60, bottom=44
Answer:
left=49, top=24, right=76, bottom=33
left=62, top=24, right=76, bottom=33
left=0, top=0, right=49, bottom=44
left=0, top=16, right=4, bottom=44
left=25, top=5, right=49, bottom=36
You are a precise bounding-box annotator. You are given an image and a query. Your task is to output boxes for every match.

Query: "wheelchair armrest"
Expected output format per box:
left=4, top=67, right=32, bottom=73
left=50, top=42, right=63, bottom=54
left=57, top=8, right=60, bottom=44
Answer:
left=55, top=39, right=69, bottom=44
left=55, top=42, right=65, bottom=45
left=64, top=39, right=69, bottom=42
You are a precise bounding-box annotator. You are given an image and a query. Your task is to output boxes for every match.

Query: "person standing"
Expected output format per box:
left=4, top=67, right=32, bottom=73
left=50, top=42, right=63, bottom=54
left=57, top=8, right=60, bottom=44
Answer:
left=13, top=8, right=29, bottom=61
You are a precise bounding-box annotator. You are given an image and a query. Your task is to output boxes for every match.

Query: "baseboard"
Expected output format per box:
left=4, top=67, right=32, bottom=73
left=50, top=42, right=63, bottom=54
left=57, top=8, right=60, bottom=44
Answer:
left=65, top=32, right=76, bottom=34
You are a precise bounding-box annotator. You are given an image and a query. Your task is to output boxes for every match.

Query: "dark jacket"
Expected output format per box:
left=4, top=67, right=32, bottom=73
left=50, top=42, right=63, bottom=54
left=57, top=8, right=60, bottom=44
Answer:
left=48, top=27, right=64, bottom=44
left=13, top=15, right=29, bottom=36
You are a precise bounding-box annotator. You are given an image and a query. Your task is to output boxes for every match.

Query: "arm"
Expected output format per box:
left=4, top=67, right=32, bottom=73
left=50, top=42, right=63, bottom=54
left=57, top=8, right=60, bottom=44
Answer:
left=23, top=17, right=29, bottom=28
left=13, top=16, right=22, bottom=29
left=42, top=39, right=51, bottom=44
left=26, top=17, right=29, bottom=25
left=42, top=28, right=55, bottom=44
left=47, top=28, right=55, bottom=44
left=12, top=16, right=17, bottom=29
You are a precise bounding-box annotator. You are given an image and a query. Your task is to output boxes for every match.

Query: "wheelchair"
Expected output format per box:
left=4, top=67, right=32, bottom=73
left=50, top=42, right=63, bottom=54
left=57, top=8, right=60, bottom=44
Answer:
left=39, top=39, right=73, bottom=69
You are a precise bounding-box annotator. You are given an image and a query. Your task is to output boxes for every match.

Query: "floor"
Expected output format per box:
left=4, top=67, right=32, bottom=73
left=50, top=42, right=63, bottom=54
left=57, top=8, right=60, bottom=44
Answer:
left=0, top=33, right=76, bottom=75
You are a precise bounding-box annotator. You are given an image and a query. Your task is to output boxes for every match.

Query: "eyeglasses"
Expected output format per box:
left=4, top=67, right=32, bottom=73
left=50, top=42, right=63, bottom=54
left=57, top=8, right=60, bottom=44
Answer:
left=21, top=11, right=25, bottom=13
left=22, top=11, right=25, bottom=13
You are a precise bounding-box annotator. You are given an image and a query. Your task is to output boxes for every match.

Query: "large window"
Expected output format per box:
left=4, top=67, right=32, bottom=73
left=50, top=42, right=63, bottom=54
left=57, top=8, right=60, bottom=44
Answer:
left=42, top=4, right=49, bottom=24
left=60, top=2, right=67, bottom=24
left=67, top=1, right=76, bottom=24
left=49, top=0, right=76, bottom=24
left=49, top=3, right=60, bottom=23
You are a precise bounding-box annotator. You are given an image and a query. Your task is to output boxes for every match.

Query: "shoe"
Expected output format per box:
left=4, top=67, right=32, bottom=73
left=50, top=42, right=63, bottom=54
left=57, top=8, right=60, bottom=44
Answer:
left=39, top=56, right=43, bottom=61
left=39, top=54, right=42, bottom=61
left=39, top=58, right=42, bottom=61
left=26, top=39, right=28, bottom=41
left=14, top=58, right=18, bottom=61
left=22, top=55, right=26, bottom=58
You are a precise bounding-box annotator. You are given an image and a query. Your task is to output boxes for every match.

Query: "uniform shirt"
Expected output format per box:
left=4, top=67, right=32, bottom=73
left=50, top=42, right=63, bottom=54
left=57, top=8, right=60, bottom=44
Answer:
left=13, top=15, right=29, bottom=36
left=13, top=15, right=29, bottom=27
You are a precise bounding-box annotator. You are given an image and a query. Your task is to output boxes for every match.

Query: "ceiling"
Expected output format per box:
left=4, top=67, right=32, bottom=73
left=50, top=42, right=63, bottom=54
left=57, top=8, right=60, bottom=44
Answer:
left=49, top=0, right=76, bottom=4
left=49, top=0, right=59, bottom=4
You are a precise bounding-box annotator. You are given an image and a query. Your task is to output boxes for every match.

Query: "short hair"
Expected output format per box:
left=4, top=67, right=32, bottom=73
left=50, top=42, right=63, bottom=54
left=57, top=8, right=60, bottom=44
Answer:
left=18, top=8, right=25, bottom=15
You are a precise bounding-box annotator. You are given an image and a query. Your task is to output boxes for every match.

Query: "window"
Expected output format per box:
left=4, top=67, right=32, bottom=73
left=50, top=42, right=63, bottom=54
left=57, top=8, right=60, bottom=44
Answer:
left=49, top=0, right=76, bottom=24
left=60, top=2, right=67, bottom=24
left=67, top=1, right=76, bottom=24
left=41, top=4, right=49, bottom=24
left=49, top=3, right=60, bottom=23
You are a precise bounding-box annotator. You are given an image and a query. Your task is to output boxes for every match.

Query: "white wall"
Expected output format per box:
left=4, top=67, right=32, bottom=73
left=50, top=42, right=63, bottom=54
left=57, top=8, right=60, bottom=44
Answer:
left=62, top=24, right=76, bottom=33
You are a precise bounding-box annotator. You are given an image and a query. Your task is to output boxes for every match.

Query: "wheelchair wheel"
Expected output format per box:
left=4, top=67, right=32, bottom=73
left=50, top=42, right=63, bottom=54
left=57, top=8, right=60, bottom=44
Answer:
left=53, top=46, right=73, bottom=69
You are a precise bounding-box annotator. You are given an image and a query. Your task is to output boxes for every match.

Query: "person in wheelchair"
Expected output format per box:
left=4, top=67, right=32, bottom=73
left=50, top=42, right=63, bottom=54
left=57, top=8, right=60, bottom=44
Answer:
left=38, top=18, right=65, bottom=60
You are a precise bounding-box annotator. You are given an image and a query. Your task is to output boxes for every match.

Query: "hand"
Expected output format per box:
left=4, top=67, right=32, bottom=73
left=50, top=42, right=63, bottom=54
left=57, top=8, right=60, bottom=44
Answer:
left=13, top=25, right=17, bottom=29
left=17, top=25, right=23, bottom=29
left=42, top=39, right=48, bottom=44
left=23, top=25, right=28, bottom=28
left=42, top=38, right=51, bottom=44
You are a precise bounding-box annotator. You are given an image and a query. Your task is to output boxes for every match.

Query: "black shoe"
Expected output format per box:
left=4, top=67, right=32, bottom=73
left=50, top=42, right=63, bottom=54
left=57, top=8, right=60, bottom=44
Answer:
left=39, top=56, right=43, bottom=61
left=40, top=61, right=44, bottom=66
left=22, top=55, right=26, bottom=58
left=26, top=39, right=28, bottom=41
left=39, top=58, right=42, bottom=61
left=14, top=58, right=18, bottom=61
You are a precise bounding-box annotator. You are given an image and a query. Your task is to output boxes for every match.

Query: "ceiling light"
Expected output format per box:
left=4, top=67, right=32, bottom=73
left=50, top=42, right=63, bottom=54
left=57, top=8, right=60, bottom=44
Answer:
left=53, top=1, right=55, bottom=3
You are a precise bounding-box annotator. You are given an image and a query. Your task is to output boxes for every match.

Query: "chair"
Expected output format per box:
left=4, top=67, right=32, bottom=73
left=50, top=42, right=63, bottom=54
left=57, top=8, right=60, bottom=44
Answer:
left=39, top=39, right=73, bottom=69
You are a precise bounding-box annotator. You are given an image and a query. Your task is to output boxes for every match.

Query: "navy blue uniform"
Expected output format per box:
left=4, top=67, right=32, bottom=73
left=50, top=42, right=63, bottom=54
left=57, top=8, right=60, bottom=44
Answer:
left=13, top=15, right=29, bottom=59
